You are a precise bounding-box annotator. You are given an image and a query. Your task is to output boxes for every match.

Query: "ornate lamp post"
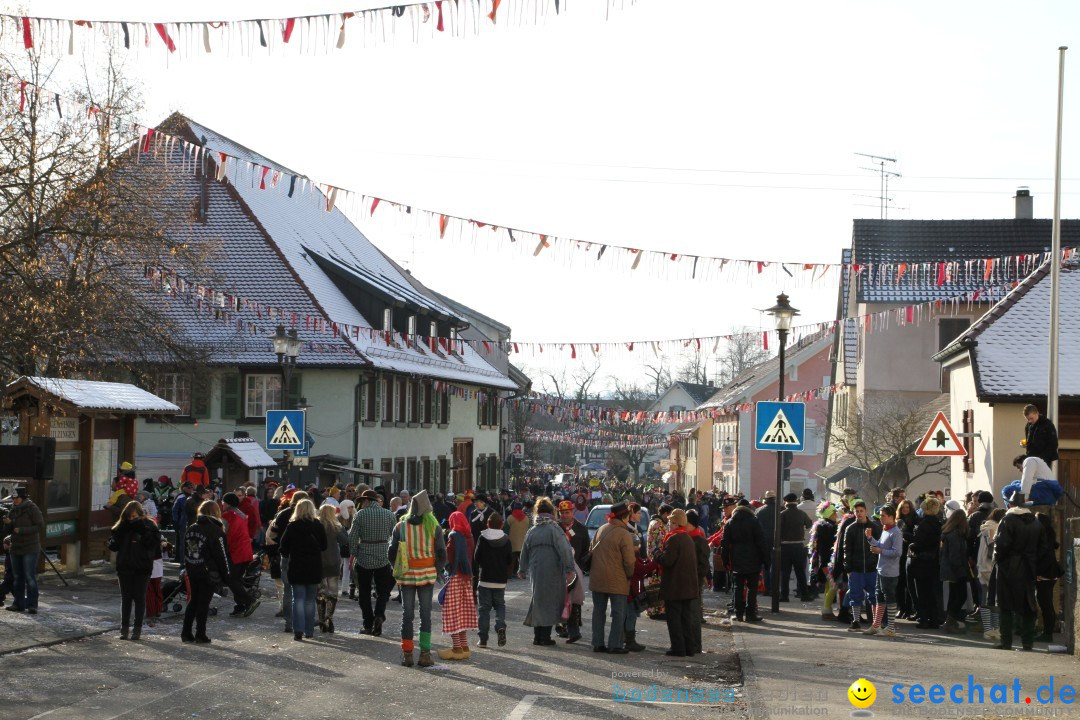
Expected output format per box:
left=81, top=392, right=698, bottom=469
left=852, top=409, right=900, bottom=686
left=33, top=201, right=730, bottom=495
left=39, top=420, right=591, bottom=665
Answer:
left=765, top=292, right=798, bottom=614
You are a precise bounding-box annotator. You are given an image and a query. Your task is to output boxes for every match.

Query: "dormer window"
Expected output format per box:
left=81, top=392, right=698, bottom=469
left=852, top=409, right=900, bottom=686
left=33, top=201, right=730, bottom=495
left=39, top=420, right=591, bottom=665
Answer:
left=408, top=315, right=417, bottom=337
left=430, top=321, right=438, bottom=339
left=382, top=308, right=393, bottom=332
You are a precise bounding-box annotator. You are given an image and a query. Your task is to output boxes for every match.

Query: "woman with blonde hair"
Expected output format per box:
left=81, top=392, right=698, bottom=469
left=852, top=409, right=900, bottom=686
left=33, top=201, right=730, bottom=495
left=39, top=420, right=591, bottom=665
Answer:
left=107, top=500, right=160, bottom=641
left=908, top=495, right=942, bottom=629
left=316, top=503, right=348, bottom=633
left=279, top=498, right=327, bottom=640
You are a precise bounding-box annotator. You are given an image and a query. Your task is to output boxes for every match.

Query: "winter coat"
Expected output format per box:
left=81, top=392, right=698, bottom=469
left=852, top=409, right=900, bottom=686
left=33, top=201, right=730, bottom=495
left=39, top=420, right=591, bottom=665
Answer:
left=238, top=496, right=263, bottom=536
left=180, top=458, right=210, bottom=487
left=720, top=506, right=768, bottom=575
left=519, top=517, right=574, bottom=627
left=779, top=503, right=812, bottom=542
left=506, top=513, right=529, bottom=552
left=7, top=498, right=43, bottom=555
left=976, top=519, right=999, bottom=585
left=755, top=500, right=777, bottom=550
left=691, top=532, right=711, bottom=584
left=474, top=529, right=513, bottom=587
left=867, top=523, right=903, bottom=577
left=994, top=507, right=1045, bottom=612
left=1035, top=518, right=1063, bottom=581
left=939, top=529, right=969, bottom=583
left=907, top=514, right=942, bottom=579
left=830, top=513, right=856, bottom=579
left=657, top=532, right=698, bottom=601
left=107, top=518, right=160, bottom=576
left=279, top=518, right=328, bottom=586
left=469, top=504, right=495, bottom=541
left=172, top=493, right=192, bottom=532
left=222, top=507, right=254, bottom=564
left=319, top=522, right=348, bottom=578
left=842, top=518, right=882, bottom=574
left=1025, top=416, right=1059, bottom=465
left=185, top=515, right=231, bottom=586
left=588, top=521, right=636, bottom=596
left=967, top=502, right=993, bottom=560
left=562, top=519, right=591, bottom=572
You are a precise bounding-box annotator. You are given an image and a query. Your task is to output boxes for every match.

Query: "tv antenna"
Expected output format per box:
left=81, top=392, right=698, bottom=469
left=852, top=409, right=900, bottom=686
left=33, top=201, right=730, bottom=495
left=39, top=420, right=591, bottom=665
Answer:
left=855, top=152, right=901, bottom=219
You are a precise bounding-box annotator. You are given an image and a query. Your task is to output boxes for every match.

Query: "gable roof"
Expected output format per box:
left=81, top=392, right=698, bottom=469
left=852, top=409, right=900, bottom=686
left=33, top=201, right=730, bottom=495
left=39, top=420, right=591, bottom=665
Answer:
left=5, top=377, right=179, bottom=414
left=204, top=436, right=277, bottom=470
left=143, top=114, right=514, bottom=389
left=699, top=331, right=832, bottom=410
left=673, top=381, right=718, bottom=406
left=934, top=260, right=1080, bottom=401
left=853, top=219, right=1080, bottom=303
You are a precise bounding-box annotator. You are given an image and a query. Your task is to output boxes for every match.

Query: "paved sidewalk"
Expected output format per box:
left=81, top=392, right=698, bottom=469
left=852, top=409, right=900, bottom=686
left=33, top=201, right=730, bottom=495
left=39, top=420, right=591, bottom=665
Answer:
left=730, top=596, right=1078, bottom=718
left=0, top=564, right=134, bottom=655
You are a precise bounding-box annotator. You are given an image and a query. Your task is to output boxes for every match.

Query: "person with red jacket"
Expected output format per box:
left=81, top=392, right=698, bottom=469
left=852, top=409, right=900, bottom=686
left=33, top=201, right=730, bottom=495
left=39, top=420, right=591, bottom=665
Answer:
left=238, top=487, right=264, bottom=549
left=181, top=453, right=211, bottom=487
left=221, top=493, right=259, bottom=617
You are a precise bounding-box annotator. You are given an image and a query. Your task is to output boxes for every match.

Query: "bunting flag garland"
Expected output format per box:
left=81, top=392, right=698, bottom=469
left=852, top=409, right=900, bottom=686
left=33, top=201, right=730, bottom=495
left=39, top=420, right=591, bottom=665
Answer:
left=5, top=69, right=1075, bottom=290
left=525, top=429, right=668, bottom=450
left=2, top=1, right=627, bottom=58
left=146, top=261, right=1030, bottom=365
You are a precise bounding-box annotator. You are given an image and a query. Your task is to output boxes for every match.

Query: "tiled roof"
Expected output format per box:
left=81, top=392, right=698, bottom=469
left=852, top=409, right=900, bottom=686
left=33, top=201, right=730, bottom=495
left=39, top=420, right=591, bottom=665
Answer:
left=136, top=114, right=515, bottom=389
left=840, top=248, right=857, bottom=386
left=674, top=381, right=719, bottom=406
left=935, top=262, right=1080, bottom=400
left=852, top=219, right=1080, bottom=303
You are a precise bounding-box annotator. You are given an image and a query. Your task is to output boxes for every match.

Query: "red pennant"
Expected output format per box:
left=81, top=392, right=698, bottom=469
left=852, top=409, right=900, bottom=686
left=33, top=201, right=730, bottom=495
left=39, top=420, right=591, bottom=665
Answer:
left=906, top=306, right=914, bottom=323
left=570, top=344, right=577, bottom=359
left=370, top=197, right=380, bottom=215
left=259, top=166, right=270, bottom=190
left=21, top=17, right=32, bottom=49
left=936, top=262, right=946, bottom=286
left=439, top=215, right=449, bottom=238
left=762, top=332, right=769, bottom=350
left=436, top=1, right=445, bottom=31
left=282, top=18, right=296, bottom=42
left=154, top=23, right=177, bottom=52
left=489, top=0, right=502, bottom=23
left=141, top=128, right=155, bottom=153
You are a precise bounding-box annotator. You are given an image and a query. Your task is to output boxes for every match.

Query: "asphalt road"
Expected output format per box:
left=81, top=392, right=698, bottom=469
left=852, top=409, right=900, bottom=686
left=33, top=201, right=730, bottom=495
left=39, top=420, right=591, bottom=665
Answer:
left=0, top=579, right=745, bottom=720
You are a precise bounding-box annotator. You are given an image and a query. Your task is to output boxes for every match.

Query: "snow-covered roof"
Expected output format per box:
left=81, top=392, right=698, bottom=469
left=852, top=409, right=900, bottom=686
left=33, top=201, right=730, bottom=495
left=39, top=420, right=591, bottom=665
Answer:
left=206, top=437, right=277, bottom=469
left=170, top=115, right=515, bottom=390
left=8, top=377, right=179, bottom=413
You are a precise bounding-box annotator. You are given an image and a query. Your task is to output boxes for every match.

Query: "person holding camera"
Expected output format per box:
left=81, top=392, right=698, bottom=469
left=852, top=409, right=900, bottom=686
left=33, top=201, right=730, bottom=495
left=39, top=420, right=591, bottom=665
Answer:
left=3, top=487, right=43, bottom=614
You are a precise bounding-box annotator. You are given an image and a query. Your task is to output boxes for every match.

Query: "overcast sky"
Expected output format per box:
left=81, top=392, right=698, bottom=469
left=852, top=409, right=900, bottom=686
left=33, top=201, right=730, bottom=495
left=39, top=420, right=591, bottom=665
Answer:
left=9, top=0, right=1080, bottom=393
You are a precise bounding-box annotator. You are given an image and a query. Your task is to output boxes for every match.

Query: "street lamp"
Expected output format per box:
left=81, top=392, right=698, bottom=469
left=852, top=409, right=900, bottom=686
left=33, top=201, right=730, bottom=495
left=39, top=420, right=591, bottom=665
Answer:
left=765, top=292, right=798, bottom=614
left=272, top=324, right=301, bottom=409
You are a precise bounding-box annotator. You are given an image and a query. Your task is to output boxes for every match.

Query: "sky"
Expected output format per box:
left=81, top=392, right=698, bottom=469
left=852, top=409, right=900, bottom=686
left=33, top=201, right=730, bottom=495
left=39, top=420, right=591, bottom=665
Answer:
left=7, top=0, right=1080, bottom=394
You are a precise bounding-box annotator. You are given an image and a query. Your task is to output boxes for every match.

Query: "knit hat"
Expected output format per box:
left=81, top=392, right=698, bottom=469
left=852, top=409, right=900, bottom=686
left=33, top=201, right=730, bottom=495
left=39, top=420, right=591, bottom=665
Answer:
left=783, top=493, right=798, bottom=503
left=944, top=498, right=962, bottom=514
left=222, top=492, right=240, bottom=507
left=668, top=508, right=688, bottom=527
left=409, top=489, right=434, bottom=516
left=977, top=491, right=994, bottom=504
left=13, top=486, right=28, bottom=499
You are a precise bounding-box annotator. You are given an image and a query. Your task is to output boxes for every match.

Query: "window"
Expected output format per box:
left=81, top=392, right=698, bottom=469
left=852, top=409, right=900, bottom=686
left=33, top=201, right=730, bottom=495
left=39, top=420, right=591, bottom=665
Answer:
left=381, top=377, right=393, bottom=422
left=47, top=451, right=80, bottom=513
left=422, top=382, right=433, bottom=424
left=670, top=405, right=686, bottom=413
left=380, top=458, right=393, bottom=473
left=407, top=458, right=418, bottom=487
left=422, top=458, right=431, bottom=491
left=382, top=308, right=393, bottom=332
left=478, top=391, right=498, bottom=427
left=836, top=392, right=849, bottom=430
left=408, top=315, right=417, bottom=339
left=430, top=321, right=438, bottom=339
left=361, top=376, right=377, bottom=422
left=439, top=387, right=450, bottom=425
left=396, top=377, right=407, bottom=422
left=245, top=374, right=282, bottom=418
left=361, top=459, right=374, bottom=470
left=939, top=319, right=971, bottom=351
left=409, top=380, right=419, bottom=423
left=156, top=373, right=191, bottom=415
left=394, top=458, right=406, bottom=491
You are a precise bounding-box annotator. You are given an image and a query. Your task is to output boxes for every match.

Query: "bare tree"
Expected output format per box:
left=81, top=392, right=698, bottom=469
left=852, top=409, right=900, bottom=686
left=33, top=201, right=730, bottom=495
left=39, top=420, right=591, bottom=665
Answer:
left=603, top=380, right=666, bottom=482
left=828, top=397, right=948, bottom=502
left=0, top=49, right=215, bottom=380
left=716, top=330, right=770, bottom=385
left=643, top=359, right=672, bottom=398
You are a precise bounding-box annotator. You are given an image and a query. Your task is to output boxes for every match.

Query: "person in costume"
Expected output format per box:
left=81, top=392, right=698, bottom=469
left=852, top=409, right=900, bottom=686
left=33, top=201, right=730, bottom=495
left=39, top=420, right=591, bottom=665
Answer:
left=438, top=511, right=478, bottom=660
left=808, top=501, right=839, bottom=619
left=555, top=500, right=589, bottom=642
left=389, top=490, right=447, bottom=667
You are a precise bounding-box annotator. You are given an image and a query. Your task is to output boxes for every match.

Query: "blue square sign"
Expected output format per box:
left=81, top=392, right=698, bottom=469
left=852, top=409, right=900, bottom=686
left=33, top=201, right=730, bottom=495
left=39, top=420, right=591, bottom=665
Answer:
left=754, top=401, right=806, bottom=452
left=266, top=410, right=306, bottom=450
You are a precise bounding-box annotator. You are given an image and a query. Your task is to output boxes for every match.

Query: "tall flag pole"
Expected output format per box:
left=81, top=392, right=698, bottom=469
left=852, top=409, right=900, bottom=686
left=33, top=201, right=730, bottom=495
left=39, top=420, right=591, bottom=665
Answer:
left=1048, top=46, right=1067, bottom=428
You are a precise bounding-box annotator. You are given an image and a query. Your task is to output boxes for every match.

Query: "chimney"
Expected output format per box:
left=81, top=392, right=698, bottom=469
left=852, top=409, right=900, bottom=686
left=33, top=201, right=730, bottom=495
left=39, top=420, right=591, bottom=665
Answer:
left=1014, top=187, right=1033, bottom=219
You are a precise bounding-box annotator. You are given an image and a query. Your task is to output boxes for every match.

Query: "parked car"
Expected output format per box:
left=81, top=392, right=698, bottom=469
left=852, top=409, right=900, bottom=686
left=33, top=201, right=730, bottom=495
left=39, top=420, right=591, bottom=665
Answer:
left=585, top=504, right=650, bottom=543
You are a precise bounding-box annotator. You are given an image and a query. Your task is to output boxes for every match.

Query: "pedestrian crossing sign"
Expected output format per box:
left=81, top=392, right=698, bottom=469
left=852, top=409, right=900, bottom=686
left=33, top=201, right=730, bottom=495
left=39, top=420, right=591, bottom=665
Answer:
left=754, top=401, right=805, bottom=452
left=266, top=409, right=306, bottom=450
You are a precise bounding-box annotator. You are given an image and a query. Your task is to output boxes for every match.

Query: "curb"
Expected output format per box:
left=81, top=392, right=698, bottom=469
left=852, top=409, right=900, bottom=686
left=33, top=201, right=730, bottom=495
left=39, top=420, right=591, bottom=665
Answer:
left=0, top=625, right=120, bottom=658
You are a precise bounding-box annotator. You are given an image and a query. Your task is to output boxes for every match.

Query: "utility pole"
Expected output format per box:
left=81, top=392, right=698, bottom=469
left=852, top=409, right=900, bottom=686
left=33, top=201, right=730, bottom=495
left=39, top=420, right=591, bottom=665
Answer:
left=856, top=153, right=901, bottom=219
left=1048, top=47, right=1067, bottom=428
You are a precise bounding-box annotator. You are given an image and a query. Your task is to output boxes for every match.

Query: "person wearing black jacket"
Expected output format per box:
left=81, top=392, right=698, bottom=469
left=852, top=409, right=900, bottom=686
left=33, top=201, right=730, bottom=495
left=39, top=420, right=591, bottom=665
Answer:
left=470, top=494, right=496, bottom=541
left=182, top=501, right=231, bottom=643
left=779, top=494, right=813, bottom=602
left=107, top=501, right=160, bottom=641
left=686, top=510, right=711, bottom=654
left=907, top=497, right=943, bottom=629
left=279, top=498, right=328, bottom=641
left=842, top=500, right=881, bottom=631
left=1023, top=404, right=1058, bottom=468
left=754, top=493, right=778, bottom=596
left=994, top=491, right=1047, bottom=651
left=965, top=491, right=995, bottom=615
left=474, top=513, right=513, bottom=648
left=720, top=505, right=768, bottom=622
left=1033, top=512, right=1062, bottom=643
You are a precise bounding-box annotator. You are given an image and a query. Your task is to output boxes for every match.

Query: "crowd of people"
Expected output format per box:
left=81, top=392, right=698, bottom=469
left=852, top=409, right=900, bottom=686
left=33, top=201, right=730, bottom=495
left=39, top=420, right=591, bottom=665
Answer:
left=0, top=407, right=1067, bottom=664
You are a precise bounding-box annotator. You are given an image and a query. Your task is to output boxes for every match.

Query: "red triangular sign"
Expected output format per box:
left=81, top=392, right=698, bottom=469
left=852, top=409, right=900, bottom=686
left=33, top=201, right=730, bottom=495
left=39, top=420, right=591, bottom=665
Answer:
left=915, top=411, right=967, bottom=457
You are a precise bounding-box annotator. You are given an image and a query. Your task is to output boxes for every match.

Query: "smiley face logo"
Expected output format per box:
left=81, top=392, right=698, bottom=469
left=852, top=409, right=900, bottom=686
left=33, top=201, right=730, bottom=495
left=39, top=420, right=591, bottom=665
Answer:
left=848, top=678, right=877, bottom=709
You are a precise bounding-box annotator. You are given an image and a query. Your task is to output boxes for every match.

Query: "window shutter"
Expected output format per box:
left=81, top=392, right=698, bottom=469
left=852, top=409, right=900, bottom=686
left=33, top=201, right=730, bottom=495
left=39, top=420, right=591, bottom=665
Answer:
left=375, top=376, right=383, bottom=421
left=355, top=382, right=363, bottom=423
left=287, top=373, right=302, bottom=409
left=191, top=376, right=211, bottom=418
left=222, top=373, right=241, bottom=419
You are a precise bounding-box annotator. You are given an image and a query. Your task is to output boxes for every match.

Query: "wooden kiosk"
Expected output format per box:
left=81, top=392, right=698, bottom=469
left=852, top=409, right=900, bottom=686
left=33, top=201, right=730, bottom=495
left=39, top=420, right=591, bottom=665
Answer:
left=2, top=377, right=179, bottom=570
